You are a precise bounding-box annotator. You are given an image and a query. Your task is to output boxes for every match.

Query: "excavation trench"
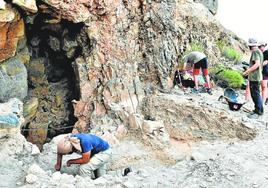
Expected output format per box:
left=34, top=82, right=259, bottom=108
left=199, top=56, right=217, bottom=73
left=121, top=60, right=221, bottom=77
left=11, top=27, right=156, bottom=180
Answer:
left=141, top=94, right=256, bottom=142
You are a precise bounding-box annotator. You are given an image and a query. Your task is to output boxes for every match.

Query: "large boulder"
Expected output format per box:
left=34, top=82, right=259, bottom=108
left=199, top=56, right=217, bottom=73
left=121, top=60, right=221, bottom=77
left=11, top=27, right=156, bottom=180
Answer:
left=0, top=5, right=25, bottom=62
left=0, top=55, right=28, bottom=102
left=12, top=0, right=38, bottom=13
left=0, top=98, right=24, bottom=138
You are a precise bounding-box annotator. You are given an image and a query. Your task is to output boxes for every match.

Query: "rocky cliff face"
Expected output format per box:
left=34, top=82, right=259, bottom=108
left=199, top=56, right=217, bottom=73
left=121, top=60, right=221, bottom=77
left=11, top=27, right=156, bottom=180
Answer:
left=195, top=0, right=218, bottom=15
left=0, top=0, right=244, bottom=146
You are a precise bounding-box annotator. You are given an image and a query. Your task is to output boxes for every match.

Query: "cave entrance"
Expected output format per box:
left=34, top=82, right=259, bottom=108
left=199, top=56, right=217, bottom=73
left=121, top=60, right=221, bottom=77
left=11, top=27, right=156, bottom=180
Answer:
left=22, top=14, right=83, bottom=149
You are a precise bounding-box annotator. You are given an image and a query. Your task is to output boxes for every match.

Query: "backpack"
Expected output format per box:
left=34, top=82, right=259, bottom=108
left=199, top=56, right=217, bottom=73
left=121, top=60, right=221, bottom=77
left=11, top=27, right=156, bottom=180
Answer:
left=173, top=70, right=195, bottom=88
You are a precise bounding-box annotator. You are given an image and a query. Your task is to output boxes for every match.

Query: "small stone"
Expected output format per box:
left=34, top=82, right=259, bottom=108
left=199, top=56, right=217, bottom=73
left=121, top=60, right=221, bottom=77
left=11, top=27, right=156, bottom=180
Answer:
left=115, top=124, right=128, bottom=139
left=28, top=164, right=46, bottom=175
left=252, top=183, right=259, bottom=188
left=25, top=174, right=37, bottom=184
left=129, top=113, right=143, bottom=130
left=93, top=177, right=107, bottom=186
left=61, top=173, right=76, bottom=184
left=52, top=171, right=62, bottom=181
left=242, top=122, right=255, bottom=130
left=60, top=184, right=76, bottom=188
left=12, top=0, right=38, bottom=13
left=0, top=0, right=6, bottom=10
left=191, top=151, right=206, bottom=162
left=16, top=181, right=23, bottom=186
left=142, top=120, right=164, bottom=134
left=31, top=144, right=40, bottom=155
left=123, top=181, right=135, bottom=188
left=101, top=132, right=119, bottom=146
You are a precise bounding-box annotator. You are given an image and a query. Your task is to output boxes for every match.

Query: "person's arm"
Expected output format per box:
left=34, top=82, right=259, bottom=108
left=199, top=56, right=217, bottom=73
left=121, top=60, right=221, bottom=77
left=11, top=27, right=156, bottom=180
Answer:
left=263, top=60, right=268, bottom=66
left=243, top=60, right=260, bottom=75
left=55, top=153, right=63, bottom=171
left=66, top=151, right=91, bottom=166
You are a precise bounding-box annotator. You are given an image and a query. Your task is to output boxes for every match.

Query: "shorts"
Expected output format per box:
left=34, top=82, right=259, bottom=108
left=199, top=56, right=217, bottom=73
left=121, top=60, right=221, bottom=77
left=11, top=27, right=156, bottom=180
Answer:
left=263, top=75, right=268, bottom=80
left=193, top=57, right=208, bottom=69
left=193, top=58, right=208, bottom=76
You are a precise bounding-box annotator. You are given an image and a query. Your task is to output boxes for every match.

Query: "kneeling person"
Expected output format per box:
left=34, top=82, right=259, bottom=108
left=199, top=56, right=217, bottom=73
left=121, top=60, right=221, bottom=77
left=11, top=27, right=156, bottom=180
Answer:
left=55, top=133, right=112, bottom=179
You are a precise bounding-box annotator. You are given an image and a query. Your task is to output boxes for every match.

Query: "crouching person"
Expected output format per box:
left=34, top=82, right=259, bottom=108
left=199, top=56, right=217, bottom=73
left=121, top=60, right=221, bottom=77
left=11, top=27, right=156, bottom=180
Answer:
left=54, top=133, right=112, bottom=179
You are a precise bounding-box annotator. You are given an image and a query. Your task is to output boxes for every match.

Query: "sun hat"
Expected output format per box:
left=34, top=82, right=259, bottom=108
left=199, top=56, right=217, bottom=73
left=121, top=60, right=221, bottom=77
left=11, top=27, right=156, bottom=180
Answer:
left=258, top=41, right=267, bottom=46
left=57, top=134, right=82, bottom=154
left=247, top=38, right=258, bottom=46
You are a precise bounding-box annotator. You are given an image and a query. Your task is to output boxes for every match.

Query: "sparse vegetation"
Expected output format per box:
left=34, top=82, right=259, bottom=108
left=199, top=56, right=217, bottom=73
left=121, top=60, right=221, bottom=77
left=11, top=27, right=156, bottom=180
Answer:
left=216, top=40, right=226, bottom=52
left=216, top=40, right=242, bottom=64
left=210, top=65, right=244, bottom=88
left=223, top=47, right=242, bottom=64
left=190, top=42, right=204, bottom=52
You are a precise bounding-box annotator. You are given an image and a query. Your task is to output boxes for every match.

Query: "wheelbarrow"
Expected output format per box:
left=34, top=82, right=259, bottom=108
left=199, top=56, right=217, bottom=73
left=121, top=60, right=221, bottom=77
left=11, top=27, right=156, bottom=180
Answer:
left=218, top=88, right=247, bottom=111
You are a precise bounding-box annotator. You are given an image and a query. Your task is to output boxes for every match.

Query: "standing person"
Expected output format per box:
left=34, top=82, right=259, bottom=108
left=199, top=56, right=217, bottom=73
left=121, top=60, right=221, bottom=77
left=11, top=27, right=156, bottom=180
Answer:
left=243, top=38, right=264, bottom=118
left=55, top=133, right=112, bottom=179
left=182, top=51, right=212, bottom=94
left=258, top=41, right=268, bottom=105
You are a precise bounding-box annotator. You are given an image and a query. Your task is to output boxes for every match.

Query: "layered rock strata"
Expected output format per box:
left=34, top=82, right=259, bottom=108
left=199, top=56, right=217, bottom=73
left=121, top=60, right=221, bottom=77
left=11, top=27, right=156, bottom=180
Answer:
left=0, top=0, right=246, bottom=145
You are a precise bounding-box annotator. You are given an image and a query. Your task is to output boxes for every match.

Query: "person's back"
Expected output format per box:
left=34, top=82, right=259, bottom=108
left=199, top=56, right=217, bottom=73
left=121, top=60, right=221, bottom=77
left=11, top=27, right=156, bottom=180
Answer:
left=183, top=51, right=206, bottom=65
left=72, top=133, right=109, bottom=155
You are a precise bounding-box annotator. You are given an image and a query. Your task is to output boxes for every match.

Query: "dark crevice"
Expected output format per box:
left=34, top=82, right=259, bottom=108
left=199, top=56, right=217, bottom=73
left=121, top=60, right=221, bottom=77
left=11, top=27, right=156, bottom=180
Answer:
left=23, top=13, right=84, bottom=146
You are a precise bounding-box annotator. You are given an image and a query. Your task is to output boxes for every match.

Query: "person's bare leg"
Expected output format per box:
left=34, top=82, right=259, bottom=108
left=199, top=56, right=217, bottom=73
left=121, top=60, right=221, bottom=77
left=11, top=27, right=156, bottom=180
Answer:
left=205, top=75, right=211, bottom=89
left=245, top=81, right=251, bottom=101
left=193, top=75, right=199, bottom=90
left=261, top=80, right=267, bottom=104
left=193, top=68, right=200, bottom=90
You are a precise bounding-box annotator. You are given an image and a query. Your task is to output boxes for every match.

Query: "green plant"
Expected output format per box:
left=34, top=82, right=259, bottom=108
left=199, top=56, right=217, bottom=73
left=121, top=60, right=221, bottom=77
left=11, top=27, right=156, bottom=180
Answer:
left=210, top=65, right=244, bottom=88
left=190, top=42, right=204, bottom=52
left=216, top=40, right=226, bottom=52
left=221, top=69, right=244, bottom=88
left=223, top=47, right=242, bottom=64
left=216, top=40, right=242, bottom=64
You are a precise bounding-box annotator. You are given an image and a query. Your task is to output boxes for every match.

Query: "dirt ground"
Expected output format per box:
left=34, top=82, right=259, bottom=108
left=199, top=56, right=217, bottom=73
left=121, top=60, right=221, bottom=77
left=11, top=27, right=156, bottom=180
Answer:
left=1, top=86, right=268, bottom=188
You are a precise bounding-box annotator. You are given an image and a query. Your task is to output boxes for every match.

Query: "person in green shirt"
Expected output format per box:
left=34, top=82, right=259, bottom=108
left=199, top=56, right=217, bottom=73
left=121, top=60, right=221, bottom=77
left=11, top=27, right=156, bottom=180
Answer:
left=243, top=38, right=264, bottom=118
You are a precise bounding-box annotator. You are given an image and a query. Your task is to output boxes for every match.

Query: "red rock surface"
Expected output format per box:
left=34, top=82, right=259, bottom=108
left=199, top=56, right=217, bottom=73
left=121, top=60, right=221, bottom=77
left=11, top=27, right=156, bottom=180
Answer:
left=0, top=5, right=25, bottom=62
left=40, top=0, right=120, bottom=23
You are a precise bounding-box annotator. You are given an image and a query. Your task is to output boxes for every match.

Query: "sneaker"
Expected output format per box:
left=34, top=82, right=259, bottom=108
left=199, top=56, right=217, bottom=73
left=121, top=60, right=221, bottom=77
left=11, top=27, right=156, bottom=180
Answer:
left=199, top=87, right=207, bottom=93
left=247, top=113, right=260, bottom=119
left=206, top=88, right=212, bottom=95
left=265, top=99, right=268, bottom=105
left=249, top=111, right=256, bottom=115
left=191, top=88, right=199, bottom=94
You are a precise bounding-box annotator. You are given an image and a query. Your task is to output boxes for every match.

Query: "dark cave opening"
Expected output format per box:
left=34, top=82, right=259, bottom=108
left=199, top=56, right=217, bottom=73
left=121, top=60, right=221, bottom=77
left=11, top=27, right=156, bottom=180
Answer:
left=21, top=13, right=84, bottom=146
